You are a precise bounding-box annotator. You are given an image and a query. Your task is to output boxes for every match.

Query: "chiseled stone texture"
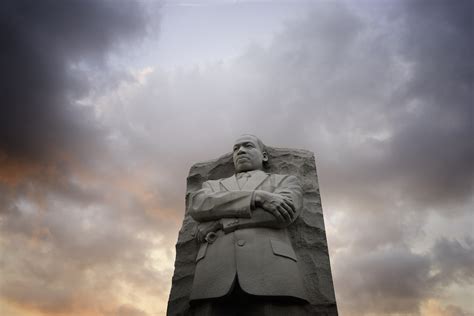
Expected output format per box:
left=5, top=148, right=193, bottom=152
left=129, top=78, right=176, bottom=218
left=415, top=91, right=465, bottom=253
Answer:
left=167, top=147, right=338, bottom=315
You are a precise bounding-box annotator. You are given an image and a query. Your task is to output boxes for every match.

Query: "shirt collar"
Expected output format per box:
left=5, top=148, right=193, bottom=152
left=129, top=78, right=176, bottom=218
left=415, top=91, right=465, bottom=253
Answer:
left=236, top=169, right=264, bottom=178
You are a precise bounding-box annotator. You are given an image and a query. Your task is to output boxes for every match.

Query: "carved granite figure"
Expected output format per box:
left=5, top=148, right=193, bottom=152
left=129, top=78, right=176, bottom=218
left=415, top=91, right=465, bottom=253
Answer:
left=188, top=134, right=310, bottom=315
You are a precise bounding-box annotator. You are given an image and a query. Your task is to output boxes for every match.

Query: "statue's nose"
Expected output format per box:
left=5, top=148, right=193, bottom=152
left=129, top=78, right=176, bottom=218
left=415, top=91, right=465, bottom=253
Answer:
left=237, top=146, right=246, bottom=154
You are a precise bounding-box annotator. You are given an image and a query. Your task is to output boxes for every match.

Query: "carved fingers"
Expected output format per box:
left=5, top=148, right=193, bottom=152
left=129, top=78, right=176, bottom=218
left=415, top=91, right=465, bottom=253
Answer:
left=277, top=199, right=296, bottom=222
left=280, top=198, right=295, bottom=221
left=256, top=191, right=296, bottom=223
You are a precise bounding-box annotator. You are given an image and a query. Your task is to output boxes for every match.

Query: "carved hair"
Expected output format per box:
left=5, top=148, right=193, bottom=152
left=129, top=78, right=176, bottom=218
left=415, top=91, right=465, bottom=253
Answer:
left=239, top=134, right=267, bottom=153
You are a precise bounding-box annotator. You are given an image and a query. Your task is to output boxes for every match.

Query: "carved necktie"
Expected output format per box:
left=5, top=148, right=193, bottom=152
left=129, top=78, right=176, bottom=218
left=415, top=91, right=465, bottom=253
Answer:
left=237, top=172, right=251, bottom=189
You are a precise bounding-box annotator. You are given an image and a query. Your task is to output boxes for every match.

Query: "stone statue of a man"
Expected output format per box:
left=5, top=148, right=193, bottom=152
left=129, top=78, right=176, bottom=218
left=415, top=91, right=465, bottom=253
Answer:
left=188, top=134, right=309, bottom=315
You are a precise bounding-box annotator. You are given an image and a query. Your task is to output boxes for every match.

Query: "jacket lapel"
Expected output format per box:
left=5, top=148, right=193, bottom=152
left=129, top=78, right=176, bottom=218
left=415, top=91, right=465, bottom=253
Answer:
left=242, top=171, right=269, bottom=191
left=220, top=175, right=239, bottom=191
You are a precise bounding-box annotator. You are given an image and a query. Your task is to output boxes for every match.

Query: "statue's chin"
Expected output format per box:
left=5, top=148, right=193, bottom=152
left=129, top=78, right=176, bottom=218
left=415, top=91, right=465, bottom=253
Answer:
left=235, top=163, right=252, bottom=173
left=235, top=163, right=262, bottom=173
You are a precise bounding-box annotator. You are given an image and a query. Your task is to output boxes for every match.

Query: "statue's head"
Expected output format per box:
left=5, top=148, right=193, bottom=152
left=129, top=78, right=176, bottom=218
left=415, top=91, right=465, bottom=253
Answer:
left=232, top=134, right=268, bottom=173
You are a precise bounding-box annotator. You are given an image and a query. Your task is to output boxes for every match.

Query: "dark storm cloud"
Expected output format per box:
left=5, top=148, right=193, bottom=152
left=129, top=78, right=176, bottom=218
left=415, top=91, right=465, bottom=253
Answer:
left=334, top=237, right=474, bottom=315
left=0, top=0, right=148, bottom=161
left=264, top=0, right=474, bottom=214
left=326, top=3, right=473, bottom=312
left=430, top=237, right=474, bottom=285
left=336, top=246, right=431, bottom=314
left=332, top=0, right=473, bottom=211
left=0, top=1, right=171, bottom=314
left=384, top=0, right=474, bottom=208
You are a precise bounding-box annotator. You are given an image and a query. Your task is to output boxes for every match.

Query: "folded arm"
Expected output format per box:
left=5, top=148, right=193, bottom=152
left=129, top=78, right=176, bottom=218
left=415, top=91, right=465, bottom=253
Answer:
left=229, top=175, right=303, bottom=230
left=189, top=175, right=303, bottom=230
left=188, top=181, right=255, bottom=222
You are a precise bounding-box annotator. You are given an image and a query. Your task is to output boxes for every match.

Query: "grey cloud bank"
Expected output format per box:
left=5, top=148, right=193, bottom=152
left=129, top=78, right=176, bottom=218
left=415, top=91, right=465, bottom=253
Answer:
left=0, top=0, right=472, bottom=315
left=0, top=0, right=148, bottom=161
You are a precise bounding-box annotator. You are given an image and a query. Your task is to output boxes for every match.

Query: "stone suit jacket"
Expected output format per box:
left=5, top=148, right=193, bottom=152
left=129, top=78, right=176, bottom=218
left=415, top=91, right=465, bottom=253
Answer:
left=188, top=170, right=308, bottom=302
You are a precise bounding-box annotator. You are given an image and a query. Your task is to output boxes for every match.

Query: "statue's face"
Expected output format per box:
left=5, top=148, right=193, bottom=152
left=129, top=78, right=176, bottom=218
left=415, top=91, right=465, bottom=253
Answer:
left=232, top=135, right=268, bottom=173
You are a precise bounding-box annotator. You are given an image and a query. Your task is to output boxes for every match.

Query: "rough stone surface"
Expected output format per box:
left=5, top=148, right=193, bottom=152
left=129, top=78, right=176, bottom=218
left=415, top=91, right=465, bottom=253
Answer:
left=167, top=147, right=338, bottom=315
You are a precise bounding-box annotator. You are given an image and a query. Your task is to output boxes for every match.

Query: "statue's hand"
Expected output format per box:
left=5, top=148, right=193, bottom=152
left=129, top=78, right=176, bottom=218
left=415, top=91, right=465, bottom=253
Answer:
left=254, top=190, right=296, bottom=223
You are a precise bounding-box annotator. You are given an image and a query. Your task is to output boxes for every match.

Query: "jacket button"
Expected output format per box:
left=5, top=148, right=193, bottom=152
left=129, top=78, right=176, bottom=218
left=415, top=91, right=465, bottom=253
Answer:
left=237, top=240, right=246, bottom=246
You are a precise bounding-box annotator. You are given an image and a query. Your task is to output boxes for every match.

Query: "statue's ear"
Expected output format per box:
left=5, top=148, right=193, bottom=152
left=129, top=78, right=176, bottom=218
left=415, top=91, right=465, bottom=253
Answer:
left=262, top=151, right=268, bottom=162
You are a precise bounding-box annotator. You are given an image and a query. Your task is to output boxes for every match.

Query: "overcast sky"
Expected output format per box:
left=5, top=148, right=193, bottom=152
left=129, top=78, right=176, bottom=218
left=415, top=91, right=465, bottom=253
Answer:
left=1, top=1, right=473, bottom=315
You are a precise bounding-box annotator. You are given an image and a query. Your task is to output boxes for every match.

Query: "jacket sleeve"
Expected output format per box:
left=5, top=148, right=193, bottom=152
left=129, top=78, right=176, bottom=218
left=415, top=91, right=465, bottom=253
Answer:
left=273, top=174, right=304, bottom=222
left=223, top=175, right=303, bottom=231
left=188, top=181, right=254, bottom=222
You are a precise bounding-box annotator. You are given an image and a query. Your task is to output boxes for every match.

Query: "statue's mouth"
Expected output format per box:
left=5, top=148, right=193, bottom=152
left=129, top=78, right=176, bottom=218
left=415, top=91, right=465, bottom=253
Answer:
left=237, top=156, right=249, bottom=162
